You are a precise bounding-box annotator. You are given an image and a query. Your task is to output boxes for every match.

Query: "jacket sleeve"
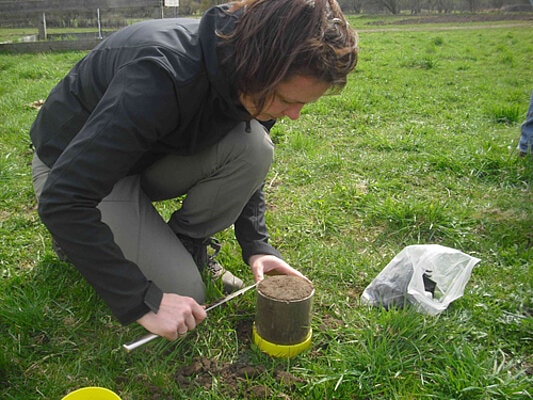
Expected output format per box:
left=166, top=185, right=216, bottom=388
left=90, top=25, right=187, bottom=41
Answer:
left=234, top=185, right=282, bottom=264
left=37, top=61, right=178, bottom=325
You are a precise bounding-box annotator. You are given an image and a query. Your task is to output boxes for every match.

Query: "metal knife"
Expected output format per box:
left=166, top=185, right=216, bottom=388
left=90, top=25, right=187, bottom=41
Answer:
left=122, top=282, right=258, bottom=352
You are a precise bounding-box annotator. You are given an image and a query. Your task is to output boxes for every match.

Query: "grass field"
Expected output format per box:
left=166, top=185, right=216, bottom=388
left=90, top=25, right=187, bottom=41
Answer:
left=1, top=15, right=532, bottom=399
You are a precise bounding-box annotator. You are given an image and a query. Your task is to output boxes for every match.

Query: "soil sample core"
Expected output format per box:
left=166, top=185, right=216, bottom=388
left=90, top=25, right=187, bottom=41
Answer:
left=255, top=275, right=314, bottom=347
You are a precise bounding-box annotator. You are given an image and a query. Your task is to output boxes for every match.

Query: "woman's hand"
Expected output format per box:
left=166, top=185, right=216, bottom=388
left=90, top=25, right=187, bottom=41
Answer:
left=136, top=293, right=207, bottom=340
left=249, top=254, right=311, bottom=284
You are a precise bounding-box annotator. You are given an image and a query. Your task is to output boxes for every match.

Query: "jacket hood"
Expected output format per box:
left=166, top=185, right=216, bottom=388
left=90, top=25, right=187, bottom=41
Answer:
left=198, top=4, right=251, bottom=121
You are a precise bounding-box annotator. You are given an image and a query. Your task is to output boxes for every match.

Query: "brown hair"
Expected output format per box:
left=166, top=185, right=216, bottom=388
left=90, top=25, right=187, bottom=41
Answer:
left=219, top=0, right=358, bottom=114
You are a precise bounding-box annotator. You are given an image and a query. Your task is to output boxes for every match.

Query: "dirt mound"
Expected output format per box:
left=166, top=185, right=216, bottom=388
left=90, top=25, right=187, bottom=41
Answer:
left=116, top=317, right=307, bottom=399
left=174, top=318, right=305, bottom=397
left=175, top=355, right=305, bottom=398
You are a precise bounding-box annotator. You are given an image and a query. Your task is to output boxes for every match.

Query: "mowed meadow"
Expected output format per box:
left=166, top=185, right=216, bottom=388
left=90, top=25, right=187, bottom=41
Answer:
left=0, top=15, right=532, bottom=399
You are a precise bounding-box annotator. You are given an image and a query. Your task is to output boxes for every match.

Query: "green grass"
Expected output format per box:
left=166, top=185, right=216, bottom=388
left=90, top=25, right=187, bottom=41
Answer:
left=1, top=17, right=532, bottom=399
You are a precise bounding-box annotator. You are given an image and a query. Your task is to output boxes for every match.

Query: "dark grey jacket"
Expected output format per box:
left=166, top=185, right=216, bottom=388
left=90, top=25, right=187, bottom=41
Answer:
left=30, top=4, right=280, bottom=325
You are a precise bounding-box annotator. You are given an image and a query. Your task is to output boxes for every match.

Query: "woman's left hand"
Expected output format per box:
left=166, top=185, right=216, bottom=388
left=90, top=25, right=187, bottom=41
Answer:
left=249, top=254, right=312, bottom=284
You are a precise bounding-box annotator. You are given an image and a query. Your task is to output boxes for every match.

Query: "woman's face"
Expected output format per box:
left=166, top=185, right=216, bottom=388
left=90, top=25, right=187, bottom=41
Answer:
left=240, top=75, right=330, bottom=121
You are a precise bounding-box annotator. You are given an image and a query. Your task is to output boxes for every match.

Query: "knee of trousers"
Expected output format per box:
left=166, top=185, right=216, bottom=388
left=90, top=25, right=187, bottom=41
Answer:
left=230, top=120, right=275, bottom=178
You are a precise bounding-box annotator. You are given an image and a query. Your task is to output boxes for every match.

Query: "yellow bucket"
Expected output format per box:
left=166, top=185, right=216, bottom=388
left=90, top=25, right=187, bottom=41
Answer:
left=62, top=387, right=121, bottom=400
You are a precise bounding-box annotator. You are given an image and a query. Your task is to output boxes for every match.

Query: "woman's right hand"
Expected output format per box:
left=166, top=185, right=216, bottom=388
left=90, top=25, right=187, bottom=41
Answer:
left=136, top=293, right=207, bottom=340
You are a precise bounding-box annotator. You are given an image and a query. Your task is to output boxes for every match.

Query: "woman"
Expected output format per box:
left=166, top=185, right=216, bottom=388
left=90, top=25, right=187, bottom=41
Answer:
left=30, top=0, right=358, bottom=341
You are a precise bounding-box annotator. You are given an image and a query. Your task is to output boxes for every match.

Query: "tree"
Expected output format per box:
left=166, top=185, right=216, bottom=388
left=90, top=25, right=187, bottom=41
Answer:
left=361, top=0, right=400, bottom=14
left=380, top=0, right=400, bottom=14
left=407, top=0, right=425, bottom=14
left=464, top=0, right=478, bottom=12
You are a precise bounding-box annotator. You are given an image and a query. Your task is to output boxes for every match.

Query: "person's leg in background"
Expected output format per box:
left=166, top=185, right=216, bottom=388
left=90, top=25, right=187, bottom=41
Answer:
left=518, top=91, right=533, bottom=157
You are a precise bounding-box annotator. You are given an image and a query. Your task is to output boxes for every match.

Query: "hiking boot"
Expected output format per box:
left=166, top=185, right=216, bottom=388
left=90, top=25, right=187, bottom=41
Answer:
left=176, top=234, right=244, bottom=294
left=206, top=257, right=245, bottom=294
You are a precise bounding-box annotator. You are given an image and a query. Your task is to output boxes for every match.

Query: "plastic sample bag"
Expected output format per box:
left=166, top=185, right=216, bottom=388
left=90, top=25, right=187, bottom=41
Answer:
left=361, top=244, right=481, bottom=315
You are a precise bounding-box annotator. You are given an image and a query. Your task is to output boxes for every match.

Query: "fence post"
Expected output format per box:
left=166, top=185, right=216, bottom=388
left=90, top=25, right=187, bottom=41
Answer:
left=97, top=8, right=102, bottom=39
left=38, top=12, right=47, bottom=40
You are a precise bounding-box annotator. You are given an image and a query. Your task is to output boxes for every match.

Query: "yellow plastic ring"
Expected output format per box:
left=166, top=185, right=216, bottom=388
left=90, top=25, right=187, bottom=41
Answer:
left=252, top=323, right=312, bottom=358
left=61, top=387, right=121, bottom=400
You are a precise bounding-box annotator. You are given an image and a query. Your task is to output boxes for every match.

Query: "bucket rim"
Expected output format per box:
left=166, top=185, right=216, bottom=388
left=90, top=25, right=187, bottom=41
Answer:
left=61, top=386, right=121, bottom=400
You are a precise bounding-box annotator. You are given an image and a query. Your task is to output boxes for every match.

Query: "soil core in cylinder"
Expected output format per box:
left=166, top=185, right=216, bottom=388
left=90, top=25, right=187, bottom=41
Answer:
left=255, top=276, right=314, bottom=347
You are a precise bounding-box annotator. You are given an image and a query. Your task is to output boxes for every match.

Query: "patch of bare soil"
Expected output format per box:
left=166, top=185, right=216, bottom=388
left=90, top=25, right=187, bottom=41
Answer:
left=524, top=361, right=533, bottom=376
left=175, top=354, right=305, bottom=398
left=318, top=314, right=346, bottom=331
left=173, top=317, right=305, bottom=398
left=116, top=317, right=306, bottom=399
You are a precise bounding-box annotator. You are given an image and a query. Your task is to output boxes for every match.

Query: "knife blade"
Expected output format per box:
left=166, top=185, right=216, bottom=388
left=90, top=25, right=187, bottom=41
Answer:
left=204, top=282, right=258, bottom=312
left=122, top=282, right=258, bottom=352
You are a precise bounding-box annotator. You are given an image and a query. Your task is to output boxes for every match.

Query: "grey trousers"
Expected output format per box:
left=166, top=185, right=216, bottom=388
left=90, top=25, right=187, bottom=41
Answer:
left=32, top=120, right=274, bottom=301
